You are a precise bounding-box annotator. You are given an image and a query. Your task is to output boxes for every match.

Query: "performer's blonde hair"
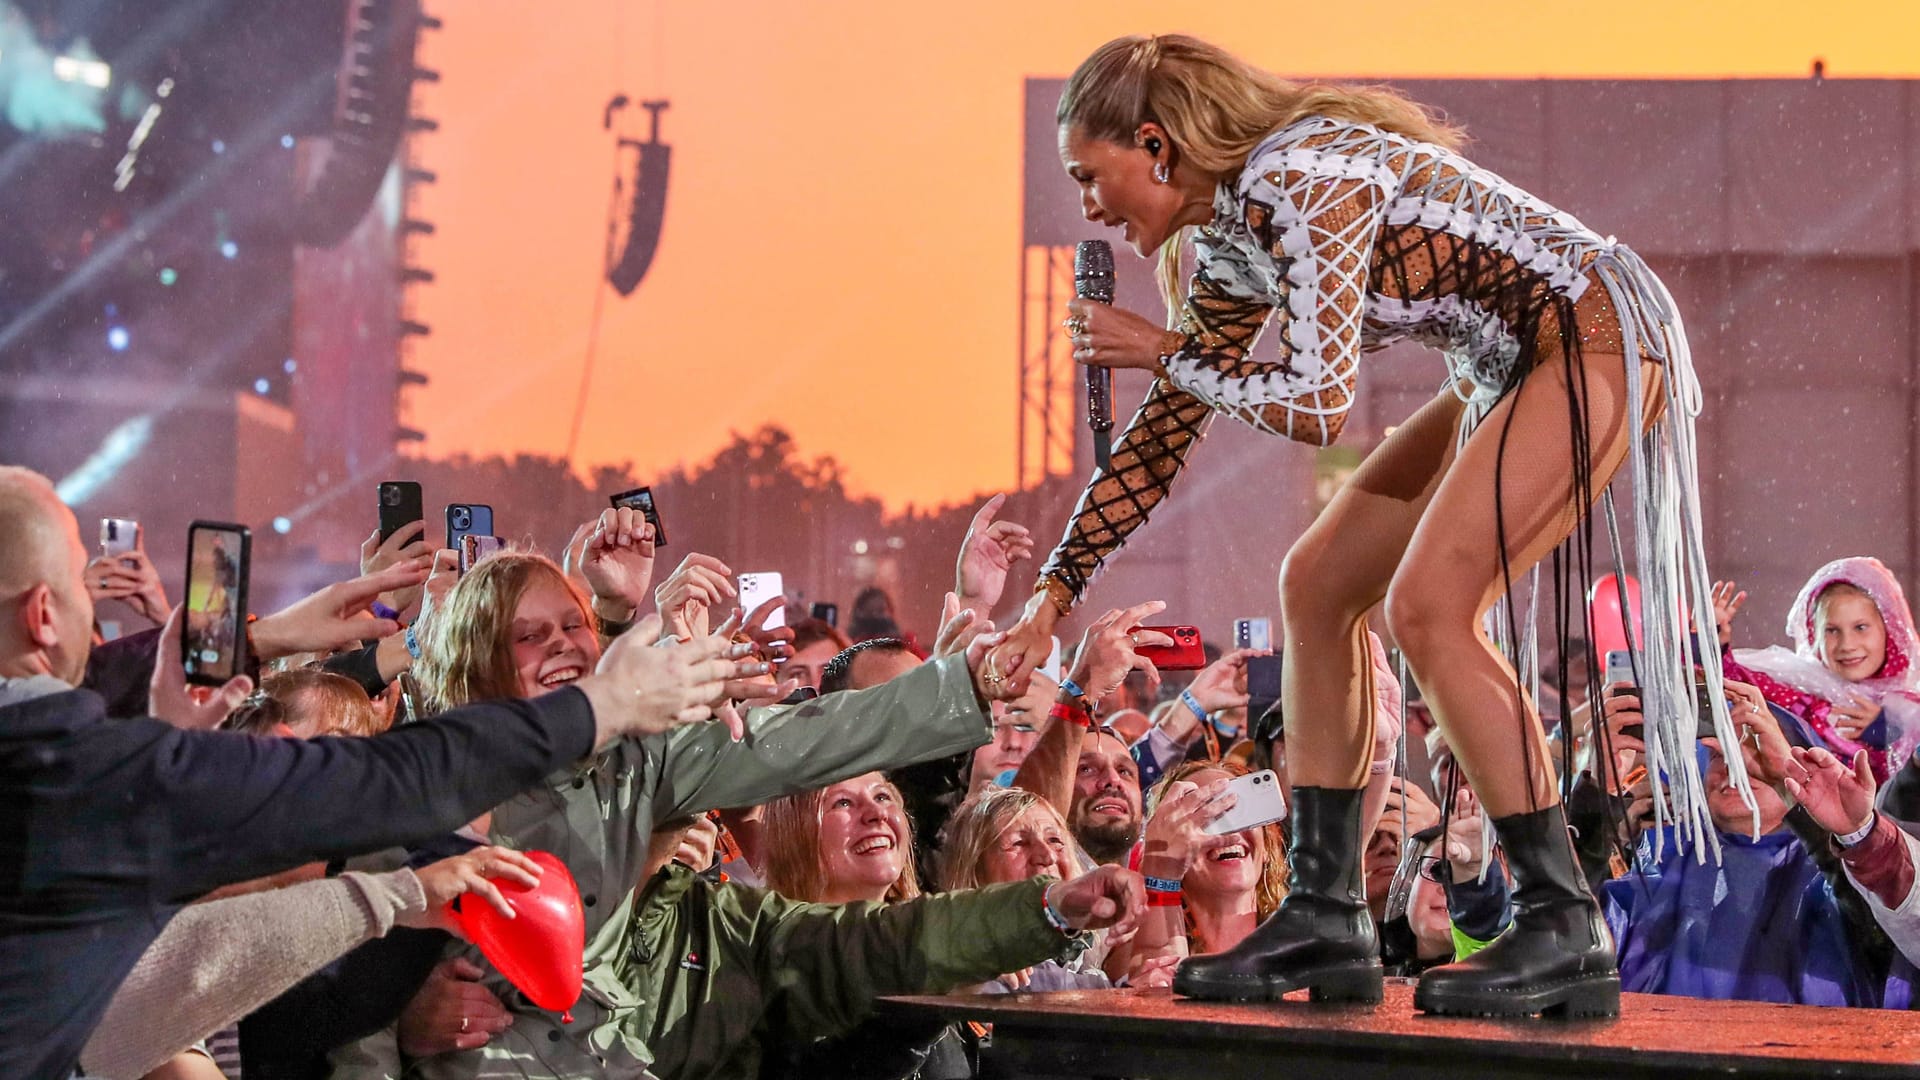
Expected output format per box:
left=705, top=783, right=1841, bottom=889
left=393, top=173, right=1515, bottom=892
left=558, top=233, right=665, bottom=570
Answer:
left=1057, top=34, right=1464, bottom=322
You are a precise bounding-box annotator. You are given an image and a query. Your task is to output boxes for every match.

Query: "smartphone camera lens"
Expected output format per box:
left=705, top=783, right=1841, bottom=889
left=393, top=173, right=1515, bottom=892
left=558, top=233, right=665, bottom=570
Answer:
left=382, top=487, right=400, bottom=508
left=451, top=507, right=470, bottom=530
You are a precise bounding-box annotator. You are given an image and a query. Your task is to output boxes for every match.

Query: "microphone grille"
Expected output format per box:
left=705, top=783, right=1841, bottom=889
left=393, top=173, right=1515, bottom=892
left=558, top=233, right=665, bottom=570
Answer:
left=1074, top=239, right=1113, bottom=281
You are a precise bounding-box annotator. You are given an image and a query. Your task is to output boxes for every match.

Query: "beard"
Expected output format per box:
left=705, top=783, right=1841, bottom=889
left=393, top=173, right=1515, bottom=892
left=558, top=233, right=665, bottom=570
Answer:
left=1072, top=812, right=1141, bottom=865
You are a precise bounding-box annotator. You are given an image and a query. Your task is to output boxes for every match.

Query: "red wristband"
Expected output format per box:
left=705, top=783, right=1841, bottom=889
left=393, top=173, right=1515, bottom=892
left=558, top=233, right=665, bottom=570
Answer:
left=1050, top=700, right=1093, bottom=729
left=1146, top=889, right=1185, bottom=908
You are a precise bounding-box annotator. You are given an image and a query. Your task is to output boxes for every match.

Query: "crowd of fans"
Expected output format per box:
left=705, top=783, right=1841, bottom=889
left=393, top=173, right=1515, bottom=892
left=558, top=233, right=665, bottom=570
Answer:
left=5, top=463, right=1920, bottom=1080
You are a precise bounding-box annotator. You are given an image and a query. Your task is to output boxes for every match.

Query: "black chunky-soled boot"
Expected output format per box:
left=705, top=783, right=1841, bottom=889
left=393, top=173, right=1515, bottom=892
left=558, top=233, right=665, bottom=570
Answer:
left=1173, top=786, right=1382, bottom=1004
left=1414, top=803, right=1620, bottom=1018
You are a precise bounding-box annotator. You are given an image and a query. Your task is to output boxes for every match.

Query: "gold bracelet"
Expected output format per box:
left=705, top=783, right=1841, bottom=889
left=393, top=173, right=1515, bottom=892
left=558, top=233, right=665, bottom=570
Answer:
left=1038, top=576, right=1075, bottom=618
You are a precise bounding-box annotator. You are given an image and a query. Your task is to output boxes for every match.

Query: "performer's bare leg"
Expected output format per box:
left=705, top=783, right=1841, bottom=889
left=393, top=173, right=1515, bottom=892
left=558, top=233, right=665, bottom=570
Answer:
left=1393, top=327, right=1664, bottom=1019
left=1280, top=387, right=1468, bottom=788
left=1175, top=388, right=1469, bottom=1006
left=1385, top=348, right=1662, bottom=817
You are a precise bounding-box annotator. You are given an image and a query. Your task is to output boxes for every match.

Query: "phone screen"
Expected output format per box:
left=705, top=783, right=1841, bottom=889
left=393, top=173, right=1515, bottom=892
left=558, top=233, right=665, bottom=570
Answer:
left=609, top=486, right=668, bottom=547
left=738, top=572, right=786, bottom=631
left=100, top=517, right=140, bottom=558
left=183, top=521, right=250, bottom=686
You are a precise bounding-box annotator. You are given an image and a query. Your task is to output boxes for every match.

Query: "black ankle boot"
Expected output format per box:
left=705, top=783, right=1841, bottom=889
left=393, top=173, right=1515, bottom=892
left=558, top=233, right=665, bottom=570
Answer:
left=1413, top=803, right=1619, bottom=1018
left=1173, top=786, right=1381, bottom=1004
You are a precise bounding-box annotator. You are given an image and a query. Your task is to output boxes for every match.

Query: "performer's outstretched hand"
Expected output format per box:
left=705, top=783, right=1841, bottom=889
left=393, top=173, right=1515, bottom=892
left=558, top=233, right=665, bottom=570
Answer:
left=989, top=589, right=1060, bottom=689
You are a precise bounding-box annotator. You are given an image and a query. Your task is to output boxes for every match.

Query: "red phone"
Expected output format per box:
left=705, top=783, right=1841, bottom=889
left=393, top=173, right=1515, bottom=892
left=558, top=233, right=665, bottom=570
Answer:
left=1134, top=625, right=1206, bottom=670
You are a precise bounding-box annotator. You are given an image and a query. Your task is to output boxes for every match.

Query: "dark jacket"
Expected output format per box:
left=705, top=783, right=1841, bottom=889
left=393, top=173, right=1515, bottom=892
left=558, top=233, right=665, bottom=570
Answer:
left=1, top=682, right=597, bottom=1080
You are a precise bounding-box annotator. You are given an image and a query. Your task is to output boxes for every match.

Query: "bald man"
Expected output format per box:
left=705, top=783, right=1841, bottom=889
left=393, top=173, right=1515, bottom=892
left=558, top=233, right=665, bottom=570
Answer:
left=0, top=468, right=763, bottom=1080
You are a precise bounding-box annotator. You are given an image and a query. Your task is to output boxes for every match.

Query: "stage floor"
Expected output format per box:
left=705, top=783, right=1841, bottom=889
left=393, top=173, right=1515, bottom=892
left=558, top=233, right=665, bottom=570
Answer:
left=881, top=979, right=1920, bottom=1079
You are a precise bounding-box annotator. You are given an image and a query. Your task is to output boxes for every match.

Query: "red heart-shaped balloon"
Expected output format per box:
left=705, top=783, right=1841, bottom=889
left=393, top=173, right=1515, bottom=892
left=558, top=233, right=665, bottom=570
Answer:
left=451, top=850, right=584, bottom=1019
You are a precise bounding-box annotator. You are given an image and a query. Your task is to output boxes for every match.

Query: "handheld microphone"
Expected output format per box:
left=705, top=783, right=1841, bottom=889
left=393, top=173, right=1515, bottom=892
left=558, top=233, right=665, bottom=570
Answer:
left=1074, top=240, right=1115, bottom=471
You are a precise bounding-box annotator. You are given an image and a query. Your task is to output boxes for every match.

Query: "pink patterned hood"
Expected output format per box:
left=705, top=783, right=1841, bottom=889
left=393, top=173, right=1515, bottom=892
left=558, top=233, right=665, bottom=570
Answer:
left=1733, top=556, right=1920, bottom=764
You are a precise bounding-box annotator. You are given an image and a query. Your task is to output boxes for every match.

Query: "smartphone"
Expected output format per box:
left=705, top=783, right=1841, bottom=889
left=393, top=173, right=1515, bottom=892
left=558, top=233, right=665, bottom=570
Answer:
left=182, top=521, right=250, bottom=686
left=377, top=481, right=423, bottom=544
left=100, top=517, right=141, bottom=558
left=459, top=534, right=504, bottom=572
left=445, top=503, right=494, bottom=552
left=1204, top=769, right=1289, bottom=835
left=608, top=486, right=667, bottom=548
left=1604, top=649, right=1635, bottom=696
left=1695, top=678, right=1730, bottom=740
left=1135, top=624, right=1206, bottom=670
left=738, top=572, right=786, bottom=631
left=1246, top=654, right=1283, bottom=722
left=809, top=601, right=839, bottom=628
left=1234, top=617, right=1272, bottom=652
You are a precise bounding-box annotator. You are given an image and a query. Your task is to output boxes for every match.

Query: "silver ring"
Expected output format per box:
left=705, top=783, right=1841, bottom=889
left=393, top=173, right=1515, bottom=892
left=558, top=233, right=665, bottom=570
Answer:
left=1129, top=633, right=1140, bottom=647
left=460, top=1016, right=469, bottom=1033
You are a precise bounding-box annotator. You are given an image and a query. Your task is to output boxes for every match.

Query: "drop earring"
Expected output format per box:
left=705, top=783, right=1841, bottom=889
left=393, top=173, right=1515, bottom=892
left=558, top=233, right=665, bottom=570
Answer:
left=1152, top=162, right=1170, bottom=184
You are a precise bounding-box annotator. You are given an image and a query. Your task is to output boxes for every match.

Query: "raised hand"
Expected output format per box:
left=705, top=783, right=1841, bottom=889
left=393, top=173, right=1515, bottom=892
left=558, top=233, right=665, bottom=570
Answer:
left=1828, top=691, right=1881, bottom=744
left=250, top=562, right=426, bottom=660
left=965, top=626, right=1022, bottom=703
left=575, top=613, right=769, bottom=744
left=1724, top=679, right=1792, bottom=784
left=740, top=594, right=796, bottom=664
left=653, top=553, right=735, bottom=642
left=1711, top=580, right=1748, bottom=648
left=1442, top=788, right=1489, bottom=884
left=932, top=592, right=993, bottom=660
left=1592, top=688, right=1647, bottom=795
left=1188, top=646, right=1264, bottom=715
left=580, top=507, right=658, bottom=623
left=1140, top=778, right=1233, bottom=875
left=1783, top=745, right=1877, bottom=837
left=86, top=550, right=170, bottom=622
left=149, top=604, right=253, bottom=729
left=408, top=845, right=544, bottom=930
left=954, top=494, right=1035, bottom=616
left=361, top=521, right=432, bottom=619
left=1066, top=600, right=1174, bottom=703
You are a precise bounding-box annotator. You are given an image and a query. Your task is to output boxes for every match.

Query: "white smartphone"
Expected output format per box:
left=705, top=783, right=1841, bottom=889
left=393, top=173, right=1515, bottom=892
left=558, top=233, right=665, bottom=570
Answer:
left=1604, top=649, right=1634, bottom=693
left=1234, top=617, right=1272, bottom=652
left=738, top=572, right=786, bottom=631
left=100, top=517, right=141, bottom=558
left=1204, top=769, right=1288, bottom=835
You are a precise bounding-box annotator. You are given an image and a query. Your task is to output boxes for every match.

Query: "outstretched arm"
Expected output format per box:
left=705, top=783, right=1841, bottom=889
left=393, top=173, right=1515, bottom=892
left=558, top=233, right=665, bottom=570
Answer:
left=1034, top=379, right=1213, bottom=615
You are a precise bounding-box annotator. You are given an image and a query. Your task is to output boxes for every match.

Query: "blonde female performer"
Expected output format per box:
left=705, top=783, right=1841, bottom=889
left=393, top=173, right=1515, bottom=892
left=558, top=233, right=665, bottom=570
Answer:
left=988, top=34, right=1731, bottom=1019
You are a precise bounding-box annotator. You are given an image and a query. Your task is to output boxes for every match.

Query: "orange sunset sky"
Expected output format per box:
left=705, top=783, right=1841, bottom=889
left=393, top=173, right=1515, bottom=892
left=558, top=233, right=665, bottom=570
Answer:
left=404, top=0, right=1920, bottom=512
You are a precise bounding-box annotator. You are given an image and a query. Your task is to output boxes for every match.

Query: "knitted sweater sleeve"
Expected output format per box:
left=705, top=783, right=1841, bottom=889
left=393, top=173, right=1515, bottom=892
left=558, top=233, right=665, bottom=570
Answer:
left=79, top=870, right=426, bottom=1079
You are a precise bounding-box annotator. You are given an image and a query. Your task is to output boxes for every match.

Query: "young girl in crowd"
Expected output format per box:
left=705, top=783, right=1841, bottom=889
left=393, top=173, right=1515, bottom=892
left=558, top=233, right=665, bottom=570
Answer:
left=1722, top=557, right=1920, bottom=779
